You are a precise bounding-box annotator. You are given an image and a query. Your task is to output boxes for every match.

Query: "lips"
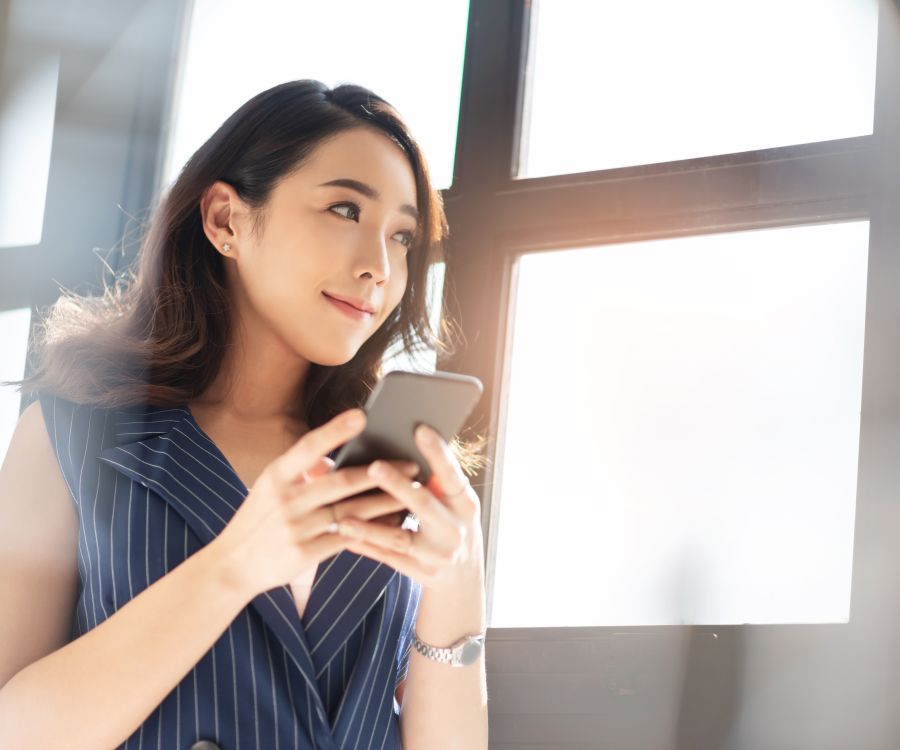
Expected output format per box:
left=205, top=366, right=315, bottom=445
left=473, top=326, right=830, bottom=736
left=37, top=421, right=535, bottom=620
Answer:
left=323, top=292, right=376, bottom=314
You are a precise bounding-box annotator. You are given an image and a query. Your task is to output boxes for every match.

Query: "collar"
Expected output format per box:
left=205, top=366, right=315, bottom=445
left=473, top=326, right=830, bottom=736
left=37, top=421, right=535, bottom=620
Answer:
left=97, top=402, right=397, bottom=739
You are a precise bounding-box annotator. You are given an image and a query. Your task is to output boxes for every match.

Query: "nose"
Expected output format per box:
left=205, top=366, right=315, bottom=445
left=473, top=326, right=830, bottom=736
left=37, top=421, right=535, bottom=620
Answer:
left=356, top=231, right=391, bottom=283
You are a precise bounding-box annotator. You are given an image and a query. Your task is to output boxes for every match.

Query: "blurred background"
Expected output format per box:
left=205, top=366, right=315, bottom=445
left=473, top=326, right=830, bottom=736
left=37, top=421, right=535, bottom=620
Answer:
left=1, top=0, right=899, bottom=747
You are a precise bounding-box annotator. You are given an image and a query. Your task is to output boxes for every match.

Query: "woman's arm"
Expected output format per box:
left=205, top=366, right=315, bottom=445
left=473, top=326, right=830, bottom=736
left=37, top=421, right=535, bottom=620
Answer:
left=397, top=545, right=488, bottom=750
left=0, top=539, right=250, bottom=748
left=336, top=424, right=491, bottom=749
left=0, top=401, right=251, bottom=749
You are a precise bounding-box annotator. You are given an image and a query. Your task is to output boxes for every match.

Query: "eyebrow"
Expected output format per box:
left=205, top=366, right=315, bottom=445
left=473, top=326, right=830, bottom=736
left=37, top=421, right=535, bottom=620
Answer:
left=317, top=178, right=419, bottom=222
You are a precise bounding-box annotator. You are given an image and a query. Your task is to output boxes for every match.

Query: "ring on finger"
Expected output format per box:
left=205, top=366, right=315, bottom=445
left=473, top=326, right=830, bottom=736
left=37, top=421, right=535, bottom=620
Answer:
left=326, top=504, right=339, bottom=534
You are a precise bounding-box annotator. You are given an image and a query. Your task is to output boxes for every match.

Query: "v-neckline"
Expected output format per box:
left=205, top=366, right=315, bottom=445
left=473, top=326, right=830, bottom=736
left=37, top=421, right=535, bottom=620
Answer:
left=183, top=404, right=250, bottom=495
left=183, top=402, right=341, bottom=625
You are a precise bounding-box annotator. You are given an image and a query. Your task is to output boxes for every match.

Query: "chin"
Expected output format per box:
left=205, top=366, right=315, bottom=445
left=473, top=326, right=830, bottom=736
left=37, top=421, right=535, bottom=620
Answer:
left=311, top=343, right=363, bottom=367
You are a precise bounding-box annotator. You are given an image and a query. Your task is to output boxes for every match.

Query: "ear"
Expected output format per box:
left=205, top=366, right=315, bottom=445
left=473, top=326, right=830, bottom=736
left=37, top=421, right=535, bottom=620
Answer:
left=199, top=180, right=250, bottom=259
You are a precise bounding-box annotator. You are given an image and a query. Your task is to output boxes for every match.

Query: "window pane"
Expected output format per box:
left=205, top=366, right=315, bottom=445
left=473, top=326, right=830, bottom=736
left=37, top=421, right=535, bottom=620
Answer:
left=0, top=307, right=32, bottom=463
left=491, top=221, right=869, bottom=627
left=0, top=48, right=58, bottom=248
left=519, top=0, right=878, bottom=178
left=162, top=0, right=470, bottom=191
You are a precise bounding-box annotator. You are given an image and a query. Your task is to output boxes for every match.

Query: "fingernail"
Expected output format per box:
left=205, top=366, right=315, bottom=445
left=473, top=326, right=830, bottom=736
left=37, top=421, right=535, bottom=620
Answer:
left=339, top=522, right=361, bottom=538
left=402, top=462, right=420, bottom=475
left=369, top=461, right=388, bottom=477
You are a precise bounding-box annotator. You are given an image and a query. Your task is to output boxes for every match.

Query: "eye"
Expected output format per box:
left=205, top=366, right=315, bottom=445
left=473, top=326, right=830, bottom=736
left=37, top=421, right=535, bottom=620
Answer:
left=394, top=230, right=415, bottom=249
left=329, top=202, right=360, bottom=221
left=330, top=201, right=415, bottom=250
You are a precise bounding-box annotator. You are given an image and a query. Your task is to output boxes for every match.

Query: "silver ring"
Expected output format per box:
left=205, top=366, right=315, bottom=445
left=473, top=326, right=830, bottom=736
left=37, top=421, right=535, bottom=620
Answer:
left=326, top=504, right=339, bottom=534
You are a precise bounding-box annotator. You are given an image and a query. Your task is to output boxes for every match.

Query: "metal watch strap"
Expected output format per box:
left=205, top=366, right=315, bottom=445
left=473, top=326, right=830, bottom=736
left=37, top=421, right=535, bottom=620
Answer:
left=412, top=631, right=485, bottom=666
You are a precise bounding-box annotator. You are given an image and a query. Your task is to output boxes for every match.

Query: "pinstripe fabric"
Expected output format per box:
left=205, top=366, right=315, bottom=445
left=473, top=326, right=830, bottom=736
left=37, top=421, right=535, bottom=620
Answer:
left=36, top=392, right=422, bottom=750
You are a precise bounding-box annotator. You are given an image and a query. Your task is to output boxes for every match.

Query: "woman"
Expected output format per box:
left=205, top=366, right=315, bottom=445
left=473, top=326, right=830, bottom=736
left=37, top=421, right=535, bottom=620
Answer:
left=0, top=80, right=489, bottom=749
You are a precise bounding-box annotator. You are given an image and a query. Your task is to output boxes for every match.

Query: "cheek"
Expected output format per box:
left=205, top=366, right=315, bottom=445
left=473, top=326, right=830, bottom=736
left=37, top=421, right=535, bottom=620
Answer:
left=244, top=246, right=308, bottom=297
left=235, top=240, right=319, bottom=331
left=391, top=255, right=410, bottom=295
left=385, top=261, right=409, bottom=314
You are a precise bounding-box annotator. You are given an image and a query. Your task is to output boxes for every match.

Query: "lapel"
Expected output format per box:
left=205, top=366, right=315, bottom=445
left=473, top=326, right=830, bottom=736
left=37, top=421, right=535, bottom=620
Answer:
left=96, top=402, right=397, bottom=735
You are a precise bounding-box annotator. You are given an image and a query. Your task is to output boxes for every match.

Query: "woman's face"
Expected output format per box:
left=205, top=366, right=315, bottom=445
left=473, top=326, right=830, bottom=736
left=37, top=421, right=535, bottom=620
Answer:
left=206, top=125, right=419, bottom=366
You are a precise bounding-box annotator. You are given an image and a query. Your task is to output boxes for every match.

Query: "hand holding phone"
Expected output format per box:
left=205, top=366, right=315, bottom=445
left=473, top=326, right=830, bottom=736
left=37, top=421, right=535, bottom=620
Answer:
left=330, top=369, right=483, bottom=523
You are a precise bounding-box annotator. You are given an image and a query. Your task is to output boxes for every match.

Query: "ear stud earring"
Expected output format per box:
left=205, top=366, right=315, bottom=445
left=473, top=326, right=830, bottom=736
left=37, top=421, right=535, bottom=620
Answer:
left=222, top=243, right=231, bottom=252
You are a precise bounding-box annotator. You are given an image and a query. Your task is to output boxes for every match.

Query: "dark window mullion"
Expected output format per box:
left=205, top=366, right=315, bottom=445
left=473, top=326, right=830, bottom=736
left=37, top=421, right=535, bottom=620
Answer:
left=484, top=149, right=874, bottom=252
left=436, top=0, right=532, bottom=560
left=454, top=138, right=875, bottom=254
left=448, top=0, right=530, bottom=198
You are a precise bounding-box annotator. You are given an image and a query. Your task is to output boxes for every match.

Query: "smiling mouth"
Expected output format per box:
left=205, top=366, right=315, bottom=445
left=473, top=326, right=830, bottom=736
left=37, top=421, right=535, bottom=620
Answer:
left=323, top=292, right=375, bottom=321
left=322, top=292, right=376, bottom=313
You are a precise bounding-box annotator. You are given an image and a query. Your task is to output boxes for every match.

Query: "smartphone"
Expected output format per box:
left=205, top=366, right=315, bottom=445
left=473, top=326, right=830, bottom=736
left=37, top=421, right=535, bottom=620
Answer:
left=332, top=369, right=483, bottom=492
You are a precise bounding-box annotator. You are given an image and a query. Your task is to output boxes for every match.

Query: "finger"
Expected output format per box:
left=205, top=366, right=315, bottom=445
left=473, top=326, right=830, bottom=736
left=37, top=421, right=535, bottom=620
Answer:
left=343, top=537, right=438, bottom=581
left=414, top=424, right=475, bottom=515
left=301, top=454, right=395, bottom=484
left=367, top=460, right=457, bottom=531
left=270, top=409, right=366, bottom=486
left=301, top=527, right=360, bottom=561
left=339, top=520, right=417, bottom=556
left=332, top=493, right=407, bottom=522
left=300, top=456, right=334, bottom=483
left=288, top=495, right=402, bottom=541
left=339, top=519, right=449, bottom=566
left=285, top=460, right=419, bottom=516
left=291, top=494, right=406, bottom=539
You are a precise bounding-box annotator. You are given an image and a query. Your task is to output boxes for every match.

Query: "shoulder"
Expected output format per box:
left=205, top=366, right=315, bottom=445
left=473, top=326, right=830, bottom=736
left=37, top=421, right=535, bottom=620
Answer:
left=22, top=392, right=118, bottom=475
left=0, top=399, right=80, bottom=690
left=9, top=399, right=54, bottom=463
left=30, top=391, right=87, bottom=436
left=2, top=397, right=80, bottom=515
left=9, top=396, right=76, bottom=473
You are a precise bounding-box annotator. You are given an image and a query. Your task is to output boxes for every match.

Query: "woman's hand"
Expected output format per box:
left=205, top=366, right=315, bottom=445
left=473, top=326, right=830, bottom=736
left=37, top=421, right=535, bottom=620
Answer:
left=335, top=423, right=484, bottom=591
left=212, top=409, right=419, bottom=598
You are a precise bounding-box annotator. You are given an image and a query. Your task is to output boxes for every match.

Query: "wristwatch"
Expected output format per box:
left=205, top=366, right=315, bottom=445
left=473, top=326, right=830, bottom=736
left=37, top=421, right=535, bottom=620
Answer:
left=412, top=630, right=486, bottom=667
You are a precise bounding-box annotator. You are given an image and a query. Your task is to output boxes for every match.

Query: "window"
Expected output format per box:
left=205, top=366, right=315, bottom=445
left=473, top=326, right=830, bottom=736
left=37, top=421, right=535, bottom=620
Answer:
left=491, top=221, right=868, bottom=627
left=0, top=49, right=58, bottom=248
left=518, top=0, right=878, bottom=177
left=161, top=0, right=471, bottom=191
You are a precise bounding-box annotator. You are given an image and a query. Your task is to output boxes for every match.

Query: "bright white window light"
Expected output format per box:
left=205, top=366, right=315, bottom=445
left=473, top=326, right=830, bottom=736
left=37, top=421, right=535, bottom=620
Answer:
left=491, top=221, right=869, bottom=627
left=161, top=0, right=469, bottom=191
left=0, top=51, right=58, bottom=248
left=519, top=0, right=878, bottom=177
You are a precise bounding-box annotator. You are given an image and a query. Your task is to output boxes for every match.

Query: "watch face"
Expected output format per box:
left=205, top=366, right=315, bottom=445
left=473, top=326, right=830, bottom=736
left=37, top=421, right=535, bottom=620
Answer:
left=459, top=640, right=483, bottom=666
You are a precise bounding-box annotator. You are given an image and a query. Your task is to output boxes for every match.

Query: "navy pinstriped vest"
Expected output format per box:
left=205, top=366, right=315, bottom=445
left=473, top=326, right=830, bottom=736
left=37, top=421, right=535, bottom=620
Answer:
left=36, top=392, right=422, bottom=750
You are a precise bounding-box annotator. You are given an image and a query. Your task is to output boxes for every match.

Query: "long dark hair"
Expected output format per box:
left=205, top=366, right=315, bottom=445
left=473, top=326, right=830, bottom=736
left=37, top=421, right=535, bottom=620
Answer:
left=8, top=79, right=486, bottom=475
